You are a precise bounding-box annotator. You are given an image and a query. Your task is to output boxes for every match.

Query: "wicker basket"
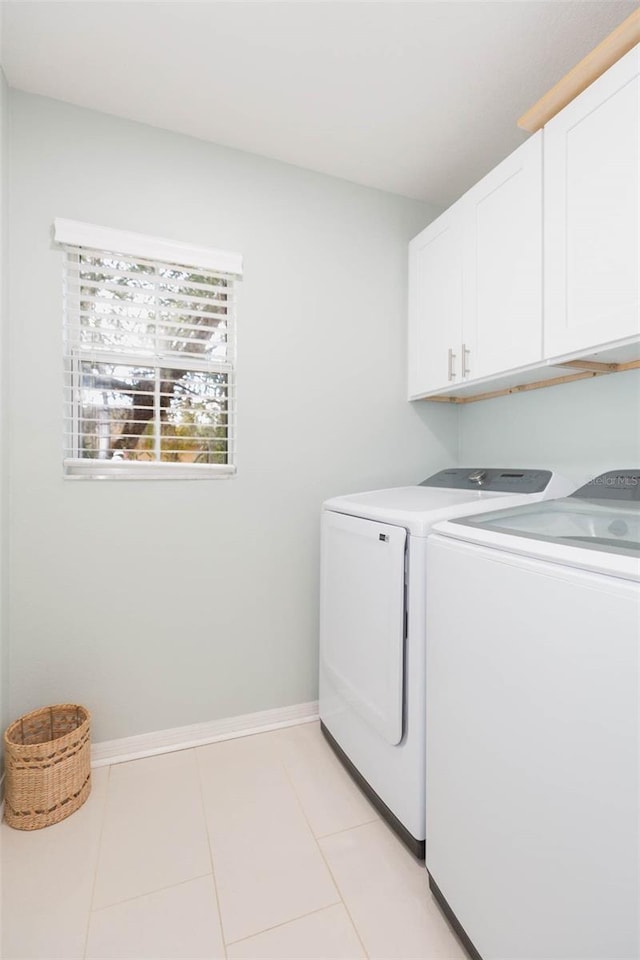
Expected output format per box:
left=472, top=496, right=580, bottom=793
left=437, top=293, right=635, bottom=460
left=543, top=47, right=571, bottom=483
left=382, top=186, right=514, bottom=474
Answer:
left=3, top=704, right=91, bottom=830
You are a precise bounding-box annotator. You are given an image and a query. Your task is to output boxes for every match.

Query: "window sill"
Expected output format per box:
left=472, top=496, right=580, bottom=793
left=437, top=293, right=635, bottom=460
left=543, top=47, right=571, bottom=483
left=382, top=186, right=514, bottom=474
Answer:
left=63, top=459, right=236, bottom=480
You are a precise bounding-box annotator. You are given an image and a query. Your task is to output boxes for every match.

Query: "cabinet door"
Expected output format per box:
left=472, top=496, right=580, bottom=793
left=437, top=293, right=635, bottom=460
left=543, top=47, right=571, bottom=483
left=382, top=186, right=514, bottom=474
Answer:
left=463, top=132, right=543, bottom=380
left=408, top=207, right=463, bottom=398
left=544, top=46, right=640, bottom=358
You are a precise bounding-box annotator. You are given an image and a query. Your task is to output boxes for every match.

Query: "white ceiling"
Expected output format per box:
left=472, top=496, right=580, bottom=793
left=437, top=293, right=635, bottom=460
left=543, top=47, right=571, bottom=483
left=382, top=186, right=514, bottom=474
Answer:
left=2, top=1, right=636, bottom=205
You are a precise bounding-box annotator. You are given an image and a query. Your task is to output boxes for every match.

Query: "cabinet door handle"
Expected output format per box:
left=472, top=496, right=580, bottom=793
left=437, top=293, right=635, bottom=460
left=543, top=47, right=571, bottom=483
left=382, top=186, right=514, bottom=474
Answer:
left=448, top=347, right=456, bottom=382
left=462, top=343, right=471, bottom=378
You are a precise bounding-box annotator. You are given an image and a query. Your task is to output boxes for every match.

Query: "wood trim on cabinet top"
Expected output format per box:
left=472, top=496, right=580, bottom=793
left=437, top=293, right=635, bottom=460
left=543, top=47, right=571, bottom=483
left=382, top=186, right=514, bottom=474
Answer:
left=518, top=9, right=640, bottom=133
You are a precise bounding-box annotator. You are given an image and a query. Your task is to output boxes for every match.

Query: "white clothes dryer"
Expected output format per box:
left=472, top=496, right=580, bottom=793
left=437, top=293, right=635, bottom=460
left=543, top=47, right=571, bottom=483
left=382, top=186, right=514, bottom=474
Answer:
left=318, top=467, right=573, bottom=856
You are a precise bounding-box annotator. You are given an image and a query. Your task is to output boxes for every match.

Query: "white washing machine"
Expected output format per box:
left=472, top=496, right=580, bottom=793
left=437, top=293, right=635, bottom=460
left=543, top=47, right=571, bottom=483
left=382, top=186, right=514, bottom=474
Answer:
left=425, top=469, right=640, bottom=959
left=318, top=467, right=573, bottom=857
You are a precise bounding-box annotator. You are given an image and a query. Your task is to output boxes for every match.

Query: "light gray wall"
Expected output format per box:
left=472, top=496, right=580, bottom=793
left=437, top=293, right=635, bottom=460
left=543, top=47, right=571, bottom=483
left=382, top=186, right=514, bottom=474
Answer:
left=8, top=90, right=456, bottom=742
left=459, top=369, right=640, bottom=487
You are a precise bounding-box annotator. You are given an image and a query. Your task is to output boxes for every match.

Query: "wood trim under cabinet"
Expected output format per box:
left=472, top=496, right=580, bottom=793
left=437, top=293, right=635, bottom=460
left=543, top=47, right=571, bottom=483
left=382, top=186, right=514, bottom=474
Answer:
left=422, top=359, right=640, bottom=405
left=518, top=8, right=640, bottom=133
left=558, top=360, right=620, bottom=373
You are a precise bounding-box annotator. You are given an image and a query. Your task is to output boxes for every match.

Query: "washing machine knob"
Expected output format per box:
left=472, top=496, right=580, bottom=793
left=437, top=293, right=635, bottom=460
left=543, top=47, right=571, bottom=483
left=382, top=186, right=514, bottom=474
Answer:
left=468, top=469, right=488, bottom=485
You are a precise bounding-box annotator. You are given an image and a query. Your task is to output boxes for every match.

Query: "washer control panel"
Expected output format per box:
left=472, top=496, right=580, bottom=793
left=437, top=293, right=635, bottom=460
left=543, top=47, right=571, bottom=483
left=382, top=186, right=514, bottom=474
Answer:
left=420, top=468, right=553, bottom=494
left=572, top=470, right=640, bottom=502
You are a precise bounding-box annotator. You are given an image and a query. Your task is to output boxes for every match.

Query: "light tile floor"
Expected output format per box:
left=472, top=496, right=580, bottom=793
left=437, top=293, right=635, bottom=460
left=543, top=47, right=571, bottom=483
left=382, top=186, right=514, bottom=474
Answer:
left=1, top=721, right=467, bottom=960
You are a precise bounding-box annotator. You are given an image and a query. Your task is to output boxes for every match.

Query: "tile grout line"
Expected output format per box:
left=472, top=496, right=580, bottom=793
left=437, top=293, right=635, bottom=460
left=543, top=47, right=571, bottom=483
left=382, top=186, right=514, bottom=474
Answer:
left=82, top=764, right=112, bottom=959
left=194, top=745, right=229, bottom=959
left=88, top=871, right=215, bottom=915
left=277, top=751, right=371, bottom=960
left=315, top=816, right=379, bottom=843
left=224, top=900, right=352, bottom=948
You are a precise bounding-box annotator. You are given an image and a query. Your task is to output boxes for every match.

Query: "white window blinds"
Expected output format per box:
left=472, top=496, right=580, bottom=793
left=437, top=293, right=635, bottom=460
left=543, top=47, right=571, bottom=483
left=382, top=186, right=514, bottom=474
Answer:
left=60, top=226, right=240, bottom=479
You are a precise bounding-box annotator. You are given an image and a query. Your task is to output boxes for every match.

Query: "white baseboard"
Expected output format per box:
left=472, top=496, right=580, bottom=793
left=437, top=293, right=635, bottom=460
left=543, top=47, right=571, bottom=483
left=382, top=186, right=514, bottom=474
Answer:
left=91, top=700, right=319, bottom=768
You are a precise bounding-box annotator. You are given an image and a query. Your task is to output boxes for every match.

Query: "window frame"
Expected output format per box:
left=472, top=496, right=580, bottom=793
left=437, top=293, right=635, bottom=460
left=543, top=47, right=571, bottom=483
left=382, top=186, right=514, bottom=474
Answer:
left=56, top=220, right=242, bottom=480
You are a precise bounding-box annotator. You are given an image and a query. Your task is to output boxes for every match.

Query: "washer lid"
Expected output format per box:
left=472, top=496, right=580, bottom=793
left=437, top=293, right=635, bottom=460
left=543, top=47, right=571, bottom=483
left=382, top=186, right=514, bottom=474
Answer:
left=449, top=498, right=640, bottom=558
left=436, top=476, right=640, bottom=581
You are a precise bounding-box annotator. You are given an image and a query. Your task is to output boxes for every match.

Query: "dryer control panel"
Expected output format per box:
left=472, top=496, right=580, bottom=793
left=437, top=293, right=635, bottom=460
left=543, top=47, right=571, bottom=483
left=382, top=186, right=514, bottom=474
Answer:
left=420, top=468, right=553, bottom=494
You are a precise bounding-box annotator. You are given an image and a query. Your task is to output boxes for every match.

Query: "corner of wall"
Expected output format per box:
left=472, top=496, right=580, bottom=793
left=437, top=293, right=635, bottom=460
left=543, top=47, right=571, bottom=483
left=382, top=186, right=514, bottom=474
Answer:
left=0, top=66, right=9, bottom=751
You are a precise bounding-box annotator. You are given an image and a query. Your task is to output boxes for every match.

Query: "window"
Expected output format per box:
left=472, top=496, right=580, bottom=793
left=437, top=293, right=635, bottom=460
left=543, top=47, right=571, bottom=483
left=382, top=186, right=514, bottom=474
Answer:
left=56, top=220, right=241, bottom=479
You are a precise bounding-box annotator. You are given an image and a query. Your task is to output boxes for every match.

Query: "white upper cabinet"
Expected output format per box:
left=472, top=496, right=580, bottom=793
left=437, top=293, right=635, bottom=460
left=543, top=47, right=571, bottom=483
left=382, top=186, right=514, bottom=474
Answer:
left=408, top=134, right=542, bottom=398
left=463, top=132, right=543, bottom=380
left=408, top=205, right=464, bottom=398
left=544, top=45, right=640, bottom=359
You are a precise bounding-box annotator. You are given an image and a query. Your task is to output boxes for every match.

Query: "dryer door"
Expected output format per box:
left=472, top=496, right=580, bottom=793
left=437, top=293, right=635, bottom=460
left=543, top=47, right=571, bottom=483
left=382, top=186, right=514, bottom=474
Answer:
left=320, top=510, right=407, bottom=745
